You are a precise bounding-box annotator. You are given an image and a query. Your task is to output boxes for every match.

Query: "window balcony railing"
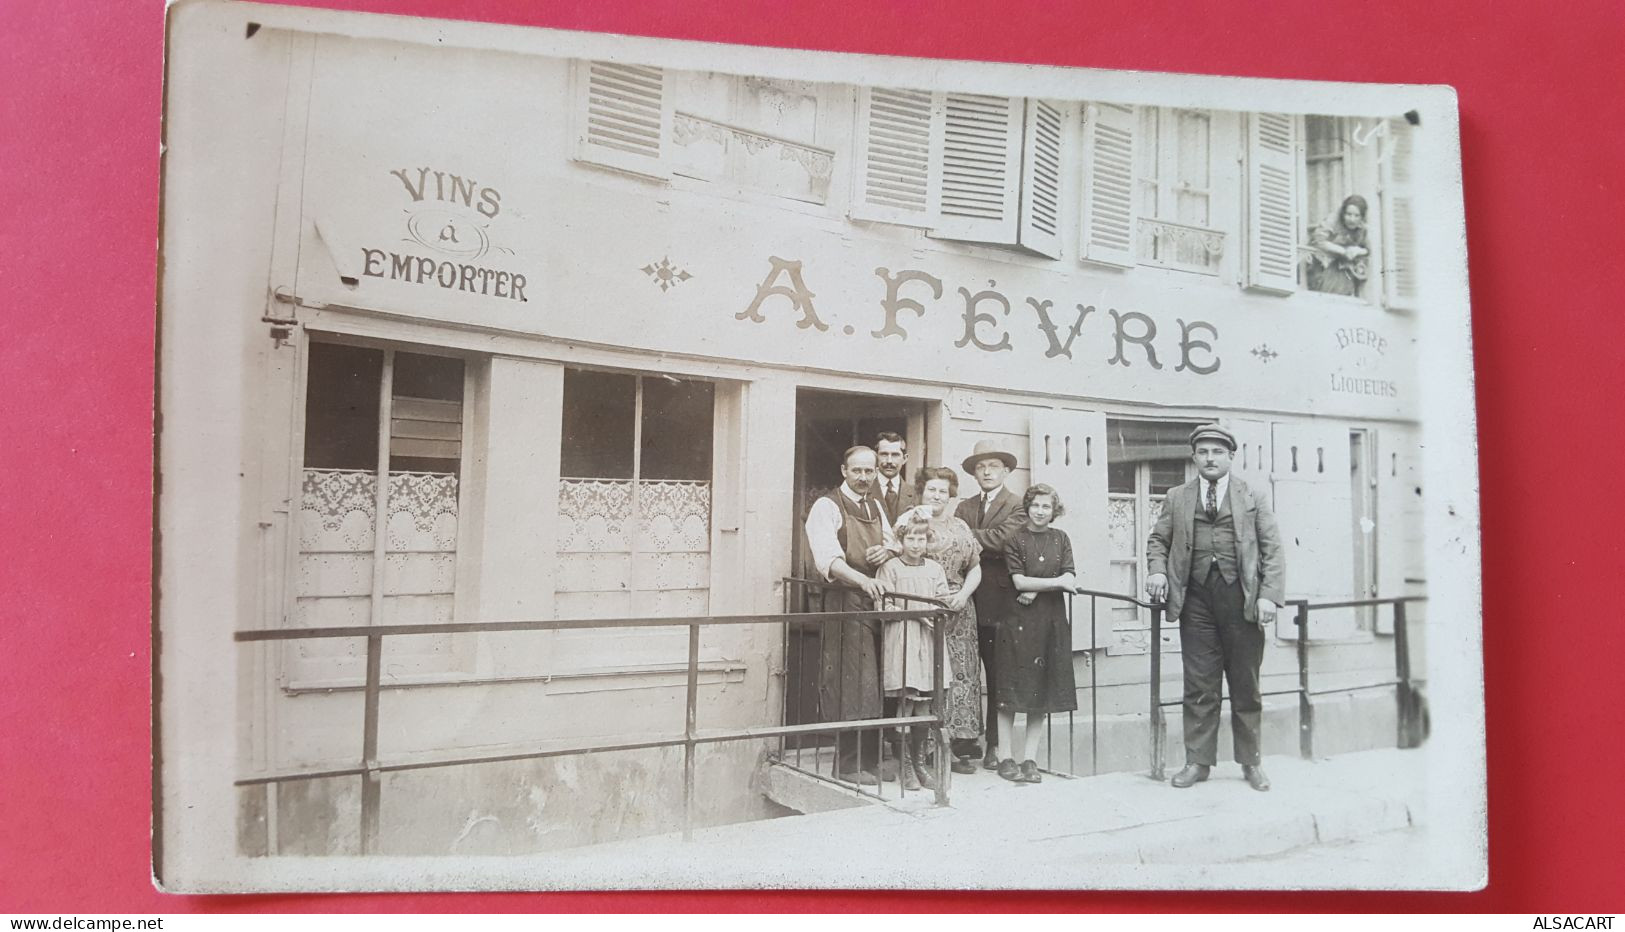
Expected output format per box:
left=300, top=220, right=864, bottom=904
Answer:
left=1136, top=217, right=1225, bottom=275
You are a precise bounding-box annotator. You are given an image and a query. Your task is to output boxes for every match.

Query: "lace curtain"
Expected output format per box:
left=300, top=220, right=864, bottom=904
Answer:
left=291, top=468, right=460, bottom=682
left=554, top=478, right=711, bottom=621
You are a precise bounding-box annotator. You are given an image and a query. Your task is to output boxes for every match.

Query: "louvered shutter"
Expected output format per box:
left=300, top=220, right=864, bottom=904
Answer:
left=1016, top=99, right=1065, bottom=259
left=1381, top=118, right=1418, bottom=311
left=571, top=60, right=672, bottom=179
left=930, top=93, right=1021, bottom=244
left=1078, top=102, right=1137, bottom=268
left=1026, top=408, right=1108, bottom=650
left=850, top=87, right=943, bottom=227
left=1244, top=112, right=1300, bottom=294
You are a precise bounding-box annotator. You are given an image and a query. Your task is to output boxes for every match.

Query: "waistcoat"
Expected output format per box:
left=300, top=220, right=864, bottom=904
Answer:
left=1191, top=485, right=1239, bottom=585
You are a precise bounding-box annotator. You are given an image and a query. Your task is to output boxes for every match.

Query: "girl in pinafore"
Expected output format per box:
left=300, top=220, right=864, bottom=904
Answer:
left=994, top=483, right=1085, bottom=784
left=874, top=514, right=949, bottom=790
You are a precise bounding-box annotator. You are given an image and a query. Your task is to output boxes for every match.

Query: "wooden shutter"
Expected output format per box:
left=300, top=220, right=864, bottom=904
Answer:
left=1016, top=99, right=1065, bottom=259
left=1027, top=408, right=1108, bottom=650
left=1079, top=102, right=1137, bottom=268
left=1223, top=418, right=1274, bottom=497
left=1244, top=112, right=1300, bottom=294
left=850, top=87, right=943, bottom=227
left=1268, top=422, right=1356, bottom=640
left=572, top=60, right=672, bottom=178
left=930, top=93, right=1021, bottom=244
left=1381, top=118, right=1419, bottom=311
left=1374, top=427, right=1421, bottom=634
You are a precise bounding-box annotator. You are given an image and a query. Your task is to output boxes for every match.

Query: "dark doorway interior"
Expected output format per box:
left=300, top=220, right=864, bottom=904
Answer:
left=786, top=388, right=932, bottom=726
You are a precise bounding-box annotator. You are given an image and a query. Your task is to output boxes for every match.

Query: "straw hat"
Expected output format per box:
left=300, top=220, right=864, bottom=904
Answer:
left=960, top=439, right=1018, bottom=474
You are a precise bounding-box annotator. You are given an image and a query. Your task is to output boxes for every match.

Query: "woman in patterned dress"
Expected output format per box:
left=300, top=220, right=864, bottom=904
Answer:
left=895, top=465, right=985, bottom=776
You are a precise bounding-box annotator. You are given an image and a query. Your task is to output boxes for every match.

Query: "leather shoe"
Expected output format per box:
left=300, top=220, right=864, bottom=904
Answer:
left=1019, top=759, right=1042, bottom=784
left=996, top=758, right=1022, bottom=782
left=1169, top=764, right=1210, bottom=788
left=951, top=756, right=977, bottom=775
left=982, top=748, right=1000, bottom=770
left=1242, top=764, right=1271, bottom=792
left=837, top=769, right=880, bottom=786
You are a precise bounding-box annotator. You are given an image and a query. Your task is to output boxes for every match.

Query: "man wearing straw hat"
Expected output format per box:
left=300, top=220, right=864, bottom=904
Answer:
left=953, top=439, right=1027, bottom=770
left=1145, top=423, right=1286, bottom=792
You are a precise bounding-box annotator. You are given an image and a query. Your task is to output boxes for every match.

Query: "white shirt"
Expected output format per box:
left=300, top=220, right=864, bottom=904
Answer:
left=1201, top=474, right=1231, bottom=511
left=977, top=487, right=1002, bottom=515
left=804, top=484, right=897, bottom=582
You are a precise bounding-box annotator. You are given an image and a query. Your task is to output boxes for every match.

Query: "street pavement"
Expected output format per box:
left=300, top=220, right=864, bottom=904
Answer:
left=520, top=746, right=1461, bottom=890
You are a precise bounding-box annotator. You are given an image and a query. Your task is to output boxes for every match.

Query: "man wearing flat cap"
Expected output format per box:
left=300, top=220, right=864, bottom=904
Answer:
left=1145, top=424, right=1286, bottom=792
left=954, top=439, right=1027, bottom=769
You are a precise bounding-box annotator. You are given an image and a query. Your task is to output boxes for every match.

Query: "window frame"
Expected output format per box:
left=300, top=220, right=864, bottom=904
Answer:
left=280, top=334, right=485, bottom=693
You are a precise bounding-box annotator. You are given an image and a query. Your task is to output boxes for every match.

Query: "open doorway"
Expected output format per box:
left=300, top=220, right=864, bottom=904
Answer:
left=785, top=388, right=935, bottom=726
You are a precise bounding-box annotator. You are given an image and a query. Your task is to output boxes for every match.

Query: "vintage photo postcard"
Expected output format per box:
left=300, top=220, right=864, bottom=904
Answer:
left=155, top=0, right=1484, bottom=892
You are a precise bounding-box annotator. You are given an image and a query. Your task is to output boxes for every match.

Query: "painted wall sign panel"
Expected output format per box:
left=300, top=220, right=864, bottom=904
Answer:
left=293, top=37, right=1418, bottom=422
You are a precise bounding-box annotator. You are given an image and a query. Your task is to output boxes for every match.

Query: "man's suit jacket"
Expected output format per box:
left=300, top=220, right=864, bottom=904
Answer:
left=875, top=477, right=919, bottom=527
left=954, top=487, right=1027, bottom=621
left=1146, top=474, right=1286, bottom=625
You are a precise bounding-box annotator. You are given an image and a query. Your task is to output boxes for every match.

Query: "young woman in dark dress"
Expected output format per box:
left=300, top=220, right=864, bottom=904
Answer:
left=994, top=483, right=1086, bottom=784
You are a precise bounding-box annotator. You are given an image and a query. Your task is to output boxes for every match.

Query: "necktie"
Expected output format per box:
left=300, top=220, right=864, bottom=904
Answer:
left=1205, top=480, right=1218, bottom=520
left=884, top=481, right=898, bottom=520
left=860, top=494, right=875, bottom=522
left=980, top=492, right=992, bottom=523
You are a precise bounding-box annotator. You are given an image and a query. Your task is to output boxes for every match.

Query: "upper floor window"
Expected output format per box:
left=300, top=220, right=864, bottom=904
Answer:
left=1080, top=103, right=1229, bottom=276
left=849, top=89, right=1065, bottom=258
left=1296, top=115, right=1418, bottom=309
left=571, top=60, right=835, bottom=206
left=1134, top=107, right=1221, bottom=274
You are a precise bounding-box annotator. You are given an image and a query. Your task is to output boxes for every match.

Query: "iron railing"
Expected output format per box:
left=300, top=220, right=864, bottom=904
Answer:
left=234, top=597, right=951, bottom=854
left=961, top=589, right=1427, bottom=782
left=1144, top=594, right=1428, bottom=780
left=779, top=578, right=952, bottom=804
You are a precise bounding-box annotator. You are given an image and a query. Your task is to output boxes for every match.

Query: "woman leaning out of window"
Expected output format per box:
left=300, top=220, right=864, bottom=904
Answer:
left=1306, top=194, right=1371, bottom=297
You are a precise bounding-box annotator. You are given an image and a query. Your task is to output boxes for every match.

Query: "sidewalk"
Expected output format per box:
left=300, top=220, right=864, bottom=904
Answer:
left=532, top=747, right=1435, bottom=890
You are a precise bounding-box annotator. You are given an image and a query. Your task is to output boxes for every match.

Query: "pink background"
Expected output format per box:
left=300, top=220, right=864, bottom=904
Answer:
left=2, top=0, right=1621, bottom=912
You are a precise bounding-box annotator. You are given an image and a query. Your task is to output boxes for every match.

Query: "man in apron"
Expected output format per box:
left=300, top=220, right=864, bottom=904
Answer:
left=804, top=445, right=895, bottom=784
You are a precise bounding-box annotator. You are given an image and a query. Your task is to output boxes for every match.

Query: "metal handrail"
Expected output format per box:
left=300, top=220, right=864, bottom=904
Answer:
left=1143, top=592, right=1429, bottom=779
left=779, top=577, right=952, bottom=804
left=235, top=593, right=953, bottom=852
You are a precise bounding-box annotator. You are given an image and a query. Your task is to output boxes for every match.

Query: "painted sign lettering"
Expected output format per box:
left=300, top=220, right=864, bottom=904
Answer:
left=737, top=258, right=1221, bottom=374
left=359, top=167, right=527, bottom=301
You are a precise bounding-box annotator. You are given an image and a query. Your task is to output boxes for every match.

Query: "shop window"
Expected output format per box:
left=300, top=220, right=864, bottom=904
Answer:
left=1104, top=419, right=1198, bottom=654
left=556, top=369, right=715, bottom=633
left=851, top=89, right=1065, bottom=258
left=292, top=342, right=468, bottom=688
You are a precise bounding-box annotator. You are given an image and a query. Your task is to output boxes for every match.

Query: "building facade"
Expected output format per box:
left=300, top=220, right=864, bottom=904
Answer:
left=160, top=6, right=1429, bottom=861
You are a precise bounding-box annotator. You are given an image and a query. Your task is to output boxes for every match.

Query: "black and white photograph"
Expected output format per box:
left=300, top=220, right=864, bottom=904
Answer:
left=154, top=0, right=1484, bottom=892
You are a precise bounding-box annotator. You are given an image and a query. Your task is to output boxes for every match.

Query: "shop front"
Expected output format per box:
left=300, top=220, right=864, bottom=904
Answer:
left=162, top=13, right=1426, bottom=858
